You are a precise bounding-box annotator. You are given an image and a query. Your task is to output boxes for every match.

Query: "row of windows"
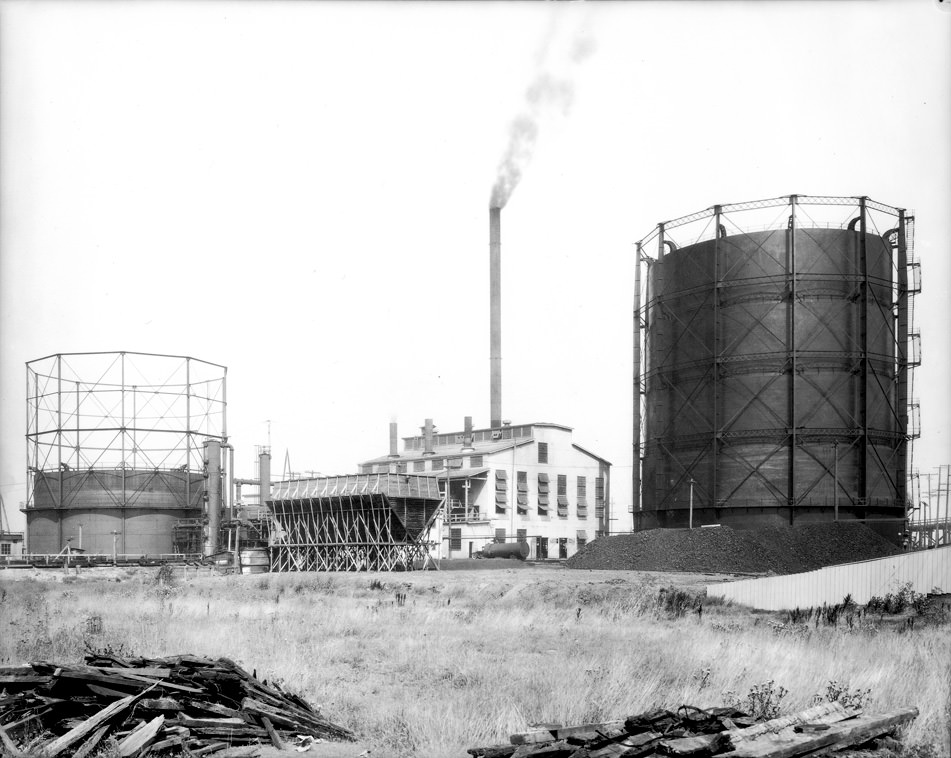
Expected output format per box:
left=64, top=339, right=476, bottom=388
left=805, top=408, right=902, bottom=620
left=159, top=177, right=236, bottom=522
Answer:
left=368, top=455, right=486, bottom=475
left=496, top=471, right=604, bottom=518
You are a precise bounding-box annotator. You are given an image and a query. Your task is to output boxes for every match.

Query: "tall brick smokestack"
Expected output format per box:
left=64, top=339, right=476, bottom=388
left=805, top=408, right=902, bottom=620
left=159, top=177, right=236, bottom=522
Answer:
left=490, top=207, right=502, bottom=429
left=388, top=422, right=399, bottom=458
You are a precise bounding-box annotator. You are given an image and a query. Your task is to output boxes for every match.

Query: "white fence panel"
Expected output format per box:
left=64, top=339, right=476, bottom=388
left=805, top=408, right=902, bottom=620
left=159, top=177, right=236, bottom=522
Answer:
left=706, top=546, right=951, bottom=610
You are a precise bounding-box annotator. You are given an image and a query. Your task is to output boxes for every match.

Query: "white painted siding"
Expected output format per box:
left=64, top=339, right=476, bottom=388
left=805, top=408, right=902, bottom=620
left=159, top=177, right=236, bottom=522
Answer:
left=706, top=546, right=951, bottom=610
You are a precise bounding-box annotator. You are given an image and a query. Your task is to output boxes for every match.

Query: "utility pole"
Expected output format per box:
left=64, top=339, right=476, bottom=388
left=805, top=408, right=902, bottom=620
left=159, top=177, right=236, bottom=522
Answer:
left=689, top=478, right=696, bottom=529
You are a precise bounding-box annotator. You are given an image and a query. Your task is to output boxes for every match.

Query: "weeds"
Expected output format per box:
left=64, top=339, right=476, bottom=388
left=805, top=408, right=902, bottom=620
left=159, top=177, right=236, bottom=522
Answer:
left=725, top=680, right=788, bottom=721
left=811, top=679, right=873, bottom=710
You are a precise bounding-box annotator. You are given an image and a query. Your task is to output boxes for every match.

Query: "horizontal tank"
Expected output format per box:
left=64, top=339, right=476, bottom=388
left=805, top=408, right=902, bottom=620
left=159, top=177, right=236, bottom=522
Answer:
left=635, top=196, right=914, bottom=541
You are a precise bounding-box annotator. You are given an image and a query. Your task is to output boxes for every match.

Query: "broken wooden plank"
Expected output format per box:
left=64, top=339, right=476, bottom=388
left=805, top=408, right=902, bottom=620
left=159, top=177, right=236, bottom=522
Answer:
left=116, top=715, right=165, bottom=758
left=658, top=732, right=728, bottom=756
left=87, top=683, right=136, bottom=699
left=0, top=723, right=25, bottom=758
left=725, top=701, right=859, bottom=748
left=587, top=732, right=662, bottom=758
left=467, top=744, right=519, bottom=758
left=174, top=716, right=247, bottom=729
left=139, top=697, right=183, bottom=711
left=146, top=735, right=184, bottom=753
left=241, top=696, right=355, bottom=741
left=91, top=666, right=172, bottom=679
left=511, top=721, right=626, bottom=746
left=721, top=707, right=918, bottom=758
left=39, top=684, right=156, bottom=758
left=71, top=725, right=111, bottom=758
left=189, top=740, right=230, bottom=756
left=260, top=715, right=283, bottom=750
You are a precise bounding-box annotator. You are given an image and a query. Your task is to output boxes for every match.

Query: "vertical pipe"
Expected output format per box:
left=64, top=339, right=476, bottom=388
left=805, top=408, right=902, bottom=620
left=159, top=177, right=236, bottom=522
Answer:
left=57, top=355, right=63, bottom=548
left=259, top=450, right=271, bottom=508
left=185, top=358, right=191, bottom=521
left=489, top=206, right=502, bottom=429
left=712, top=205, right=722, bottom=515
left=787, top=196, right=797, bottom=525
left=896, top=210, right=909, bottom=510
left=76, top=381, right=80, bottom=469
left=834, top=441, right=839, bottom=521
left=859, top=197, right=869, bottom=508
left=204, top=439, right=221, bottom=556
left=120, top=353, right=127, bottom=554
left=633, top=243, right=642, bottom=517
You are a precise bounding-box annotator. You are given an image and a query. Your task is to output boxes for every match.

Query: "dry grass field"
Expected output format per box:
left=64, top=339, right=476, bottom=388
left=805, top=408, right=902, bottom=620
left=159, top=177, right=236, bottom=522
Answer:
left=1, top=565, right=948, bottom=757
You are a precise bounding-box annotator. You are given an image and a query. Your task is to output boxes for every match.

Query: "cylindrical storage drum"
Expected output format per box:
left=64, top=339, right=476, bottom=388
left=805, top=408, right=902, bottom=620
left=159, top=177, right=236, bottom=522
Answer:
left=637, top=197, right=912, bottom=541
left=239, top=548, right=270, bottom=574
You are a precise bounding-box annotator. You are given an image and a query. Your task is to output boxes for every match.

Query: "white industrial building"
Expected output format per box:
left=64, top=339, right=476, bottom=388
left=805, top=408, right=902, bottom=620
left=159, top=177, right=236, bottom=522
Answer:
left=359, top=418, right=611, bottom=560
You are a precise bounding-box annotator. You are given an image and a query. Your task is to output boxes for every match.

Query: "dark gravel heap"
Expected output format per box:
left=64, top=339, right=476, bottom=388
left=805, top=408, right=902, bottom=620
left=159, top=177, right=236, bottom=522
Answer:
left=566, top=522, right=902, bottom=574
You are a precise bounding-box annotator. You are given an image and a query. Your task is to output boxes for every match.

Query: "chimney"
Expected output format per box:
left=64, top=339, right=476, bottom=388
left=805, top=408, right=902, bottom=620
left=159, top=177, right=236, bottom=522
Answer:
left=423, top=418, right=435, bottom=456
left=388, top=422, right=399, bottom=458
left=462, top=416, right=474, bottom=451
left=490, top=206, right=502, bottom=429
left=259, top=449, right=271, bottom=508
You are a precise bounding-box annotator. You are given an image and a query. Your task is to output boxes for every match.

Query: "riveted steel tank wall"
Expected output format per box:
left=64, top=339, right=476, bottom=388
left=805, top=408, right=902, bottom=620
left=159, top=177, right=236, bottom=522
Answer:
left=28, top=469, right=206, bottom=554
left=642, top=226, right=905, bottom=526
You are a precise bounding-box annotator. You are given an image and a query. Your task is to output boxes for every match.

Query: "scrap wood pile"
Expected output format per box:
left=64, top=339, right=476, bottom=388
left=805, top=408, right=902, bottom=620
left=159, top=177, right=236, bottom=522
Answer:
left=467, top=701, right=919, bottom=758
left=0, top=654, right=355, bottom=758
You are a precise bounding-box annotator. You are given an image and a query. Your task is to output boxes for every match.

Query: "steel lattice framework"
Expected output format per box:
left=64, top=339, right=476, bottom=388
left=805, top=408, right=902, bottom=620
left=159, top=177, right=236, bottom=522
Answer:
left=633, top=196, right=919, bottom=533
left=268, top=474, right=443, bottom=571
left=25, top=351, right=227, bottom=554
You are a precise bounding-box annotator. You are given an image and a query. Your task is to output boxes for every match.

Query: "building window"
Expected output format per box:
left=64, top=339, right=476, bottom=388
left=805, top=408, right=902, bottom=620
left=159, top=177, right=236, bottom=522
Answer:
left=558, top=538, right=568, bottom=559
left=470, top=455, right=484, bottom=467
left=557, top=474, right=568, bottom=517
left=495, top=470, right=508, bottom=514
left=577, top=476, right=587, bottom=518
left=516, top=528, right=527, bottom=544
left=538, top=442, right=548, bottom=464
left=431, top=459, right=444, bottom=472
left=397, top=462, right=407, bottom=474
left=450, top=528, right=462, bottom=551
left=595, top=476, right=605, bottom=518
left=495, top=528, right=506, bottom=543
left=413, top=461, right=425, bottom=472
left=516, top=471, right=528, bottom=513
left=537, top=473, right=550, bottom=515
left=576, top=530, right=587, bottom=548
left=0, top=543, right=10, bottom=556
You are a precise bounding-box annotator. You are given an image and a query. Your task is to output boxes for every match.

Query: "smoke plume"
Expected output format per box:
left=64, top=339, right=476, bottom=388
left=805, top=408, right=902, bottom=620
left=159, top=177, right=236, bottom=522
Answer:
left=490, top=26, right=596, bottom=209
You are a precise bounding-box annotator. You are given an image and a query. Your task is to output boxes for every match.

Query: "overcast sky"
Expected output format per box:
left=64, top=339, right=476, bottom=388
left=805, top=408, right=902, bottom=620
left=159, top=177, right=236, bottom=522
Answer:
left=2, top=1, right=949, bottom=533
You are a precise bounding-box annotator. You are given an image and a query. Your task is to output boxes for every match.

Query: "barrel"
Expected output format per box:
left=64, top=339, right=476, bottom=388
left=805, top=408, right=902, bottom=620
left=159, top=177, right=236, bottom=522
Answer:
left=239, top=548, right=270, bottom=574
left=481, top=542, right=530, bottom=560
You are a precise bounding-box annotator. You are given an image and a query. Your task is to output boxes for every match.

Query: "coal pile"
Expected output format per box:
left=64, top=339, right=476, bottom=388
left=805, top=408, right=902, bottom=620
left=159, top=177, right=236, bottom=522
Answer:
left=566, top=523, right=902, bottom=574
left=0, top=654, right=354, bottom=757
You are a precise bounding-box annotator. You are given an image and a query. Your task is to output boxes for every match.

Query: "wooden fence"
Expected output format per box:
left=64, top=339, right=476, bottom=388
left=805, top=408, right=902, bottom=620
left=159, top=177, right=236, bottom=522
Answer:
left=706, top=545, right=951, bottom=610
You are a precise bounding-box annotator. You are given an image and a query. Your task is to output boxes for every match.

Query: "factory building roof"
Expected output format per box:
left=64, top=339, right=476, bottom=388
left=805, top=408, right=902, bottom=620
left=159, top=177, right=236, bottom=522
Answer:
left=270, top=473, right=443, bottom=501
left=360, top=421, right=611, bottom=468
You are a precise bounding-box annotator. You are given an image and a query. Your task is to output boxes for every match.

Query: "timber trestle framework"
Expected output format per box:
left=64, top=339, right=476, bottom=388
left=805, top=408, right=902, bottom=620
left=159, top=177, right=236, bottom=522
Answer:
left=268, top=474, right=444, bottom=571
left=633, top=196, right=919, bottom=531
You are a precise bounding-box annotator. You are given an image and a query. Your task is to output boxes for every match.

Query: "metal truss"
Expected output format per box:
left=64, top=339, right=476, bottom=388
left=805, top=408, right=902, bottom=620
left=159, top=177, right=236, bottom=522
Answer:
left=270, top=486, right=444, bottom=571
left=25, top=351, right=227, bottom=510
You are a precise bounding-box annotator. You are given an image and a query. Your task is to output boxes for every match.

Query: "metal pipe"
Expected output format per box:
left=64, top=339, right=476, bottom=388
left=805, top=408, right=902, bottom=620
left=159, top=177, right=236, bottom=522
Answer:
left=633, top=243, right=642, bottom=515
left=489, top=207, right=502, bottom=429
